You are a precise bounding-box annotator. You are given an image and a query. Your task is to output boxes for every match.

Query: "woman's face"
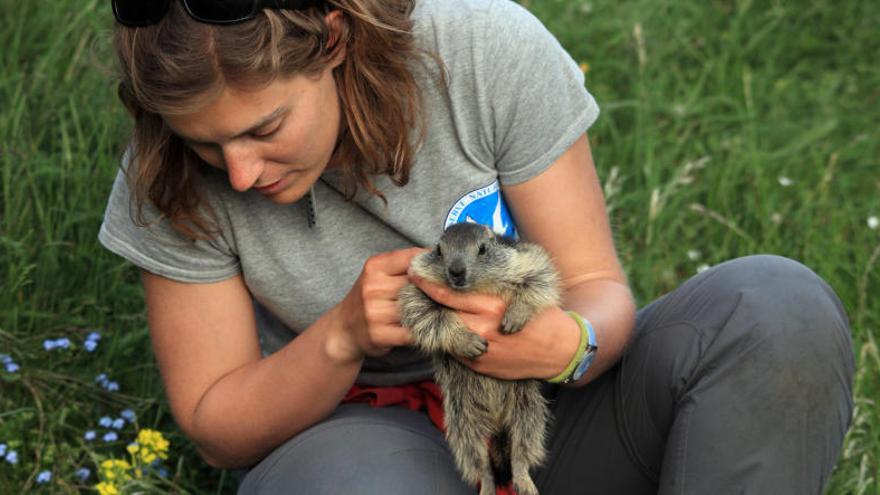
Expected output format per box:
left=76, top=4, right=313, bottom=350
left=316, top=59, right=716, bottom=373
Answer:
left=163, top=64, right=342, bottom=205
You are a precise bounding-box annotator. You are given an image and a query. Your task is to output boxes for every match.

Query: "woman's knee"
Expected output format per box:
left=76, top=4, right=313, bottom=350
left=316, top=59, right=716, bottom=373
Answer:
left=698, top=255, right=855, bottom=406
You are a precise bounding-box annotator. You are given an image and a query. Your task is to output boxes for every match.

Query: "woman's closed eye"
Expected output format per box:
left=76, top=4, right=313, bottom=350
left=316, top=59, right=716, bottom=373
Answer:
left=251, top=123, right=282, bottom=140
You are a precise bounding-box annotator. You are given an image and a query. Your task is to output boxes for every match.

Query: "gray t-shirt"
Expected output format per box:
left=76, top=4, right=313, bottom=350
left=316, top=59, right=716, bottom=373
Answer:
left=98, top=0, right=599, bottom=385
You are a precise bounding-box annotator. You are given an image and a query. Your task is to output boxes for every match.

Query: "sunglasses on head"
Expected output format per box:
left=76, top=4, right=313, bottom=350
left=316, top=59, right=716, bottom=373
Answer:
left=112, top=0, right=323, bottom=27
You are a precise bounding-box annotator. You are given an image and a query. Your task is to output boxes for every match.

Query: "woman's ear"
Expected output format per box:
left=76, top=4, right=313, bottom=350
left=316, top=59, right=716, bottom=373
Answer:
left=324, top=10, right=347, bottom=68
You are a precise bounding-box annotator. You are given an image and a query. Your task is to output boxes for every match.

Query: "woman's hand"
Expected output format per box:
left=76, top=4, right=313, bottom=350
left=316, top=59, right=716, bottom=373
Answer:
left=328, top=247, right=427, bottom=364
left=407, top=273, right=581, bottom=381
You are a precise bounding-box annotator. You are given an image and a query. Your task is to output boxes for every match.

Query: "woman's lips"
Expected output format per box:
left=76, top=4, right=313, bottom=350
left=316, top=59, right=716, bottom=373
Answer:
left=254, top=177, right=286, bottom=195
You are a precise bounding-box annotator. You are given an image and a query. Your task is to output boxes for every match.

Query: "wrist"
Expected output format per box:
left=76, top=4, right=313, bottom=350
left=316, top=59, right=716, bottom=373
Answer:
left=322, top=304, right=366, bottom=366
left=546, top=311, right=598, bottom=384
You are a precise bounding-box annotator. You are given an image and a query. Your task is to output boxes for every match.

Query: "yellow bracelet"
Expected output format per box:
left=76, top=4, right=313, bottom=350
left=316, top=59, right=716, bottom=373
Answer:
left=546, top=311, right=590, bottom=384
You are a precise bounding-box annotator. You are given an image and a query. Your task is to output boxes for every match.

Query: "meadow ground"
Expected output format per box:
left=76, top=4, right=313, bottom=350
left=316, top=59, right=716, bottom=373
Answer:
left=1, top=0, right=877, bottom=492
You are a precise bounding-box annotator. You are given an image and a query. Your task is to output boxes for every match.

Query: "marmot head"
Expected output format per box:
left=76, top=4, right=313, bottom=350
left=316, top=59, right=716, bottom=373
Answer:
left=413, top=223, right=518, bottom=290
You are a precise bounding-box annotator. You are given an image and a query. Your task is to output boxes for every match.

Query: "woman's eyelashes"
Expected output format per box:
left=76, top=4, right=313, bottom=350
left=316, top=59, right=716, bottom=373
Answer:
left=251, top=122, right=283, bottom=140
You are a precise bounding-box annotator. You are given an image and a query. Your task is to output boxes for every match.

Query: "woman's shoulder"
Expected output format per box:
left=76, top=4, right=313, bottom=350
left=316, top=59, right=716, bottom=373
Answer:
left=411, top=0, right=538, bottom=43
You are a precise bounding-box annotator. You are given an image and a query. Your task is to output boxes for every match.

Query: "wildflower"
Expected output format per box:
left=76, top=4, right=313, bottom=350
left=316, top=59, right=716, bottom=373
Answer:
left=103, top=432, right=118, bottom=443
left=579, top=61, right=590, bottom=74
left=95, top=374, right=120, bottom=392
left=76, top=467, right=91, bottom=481
left=770, top=212, right=783, bottom=225
left=126, top=443, right=139, bottom=455
left=777, top=175, right=793, bottom=187
left=99, top=416, right=113, bottom=428
left=84, top=430, right=97, bottom=442
left=5, top=450, right=18, bottom=465
left=100, top=459, right=133, bottom=483
left=868, top=216, right=879, bottom=230
left=0, top=443, right=5, bottom=456
left=157, top=467, right=169, bottom=478
left=687, top=249, right=701, bottom=261
left=43, top=338, right=71, bottom=351
left=84, top=332, right=101, bottom=352
left=36, top=471, right=52, bottom=484
left=120, top=409, right=136, bottom=422
left=95, top=481, right=119, bottom=495
left=134, top=429, right=170, bottom=464
left=112, top=418, right=125, bottom=430
left=5, top=362, right=19, bottom=373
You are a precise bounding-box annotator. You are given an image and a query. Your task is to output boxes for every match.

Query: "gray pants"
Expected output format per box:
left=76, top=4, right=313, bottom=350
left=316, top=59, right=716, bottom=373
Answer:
left=238, top=255, right=855, bottom=494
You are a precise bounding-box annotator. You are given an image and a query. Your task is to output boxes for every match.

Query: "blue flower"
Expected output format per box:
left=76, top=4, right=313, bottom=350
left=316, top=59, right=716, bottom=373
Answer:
left=75, top=467, right=91, bottom=481
left=112, top=418, right=125, bottom=430
left=158, top=467, right=170, bottom=478
left=99, top=416, right=113, bottom=428
left=102, top=432, right=118, bottom=443
left=105, top=381, right=120, bottom=392
left=120, top=409, right=136, bottom=422
left=43, top=338, right=71, bottom=351
left=84, top=340, right=98, bottom=352
left=36, top=471, right=52, bottom=484
left=86, top=331, right=101, bottom=342
left=0, top=443, right=6, bottom=456
left=5, top=450, right=18, bottom=465
left=95, top=373, right=108, bottom=385
left=83, top=430, right=96, bottom=441
left=1, top=354, right=20, bottom=373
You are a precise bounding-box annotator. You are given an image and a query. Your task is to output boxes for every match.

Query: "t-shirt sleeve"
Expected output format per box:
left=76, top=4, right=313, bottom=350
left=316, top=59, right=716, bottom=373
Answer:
left=97, top=152, right=241, bottom=283
left=481, top=0, right=599, bottom=185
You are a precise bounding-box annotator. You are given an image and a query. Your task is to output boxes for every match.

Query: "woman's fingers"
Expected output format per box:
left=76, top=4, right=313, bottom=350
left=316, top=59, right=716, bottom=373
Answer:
left=407, top=273, right=506, bottom=316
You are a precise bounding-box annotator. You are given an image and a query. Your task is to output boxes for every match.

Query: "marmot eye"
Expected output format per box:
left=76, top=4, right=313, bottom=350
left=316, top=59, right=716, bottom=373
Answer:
left=478, top=244, right=487, bottom=255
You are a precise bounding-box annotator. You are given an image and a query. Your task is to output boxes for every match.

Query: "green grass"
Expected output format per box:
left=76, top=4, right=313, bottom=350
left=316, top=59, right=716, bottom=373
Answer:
left=1, top=0, right=877, bottom=492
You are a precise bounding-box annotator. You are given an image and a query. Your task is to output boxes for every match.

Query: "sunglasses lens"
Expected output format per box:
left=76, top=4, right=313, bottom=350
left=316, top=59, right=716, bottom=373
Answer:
left=113, top=0, right=171, bottom=26
left=185, top=0, right=259, bottom=23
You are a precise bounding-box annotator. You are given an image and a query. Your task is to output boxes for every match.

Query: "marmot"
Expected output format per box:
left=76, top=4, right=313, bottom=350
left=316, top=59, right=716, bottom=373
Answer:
left=399, top=223, right=561, bottom=495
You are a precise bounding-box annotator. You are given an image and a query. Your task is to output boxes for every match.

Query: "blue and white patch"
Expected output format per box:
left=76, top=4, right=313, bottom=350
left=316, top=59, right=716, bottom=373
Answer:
left=444, top=179, right=519, bottom=239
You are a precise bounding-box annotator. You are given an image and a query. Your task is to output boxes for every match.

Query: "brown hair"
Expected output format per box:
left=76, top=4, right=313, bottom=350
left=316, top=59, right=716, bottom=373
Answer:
left=114, top=0, right=434, bottom=239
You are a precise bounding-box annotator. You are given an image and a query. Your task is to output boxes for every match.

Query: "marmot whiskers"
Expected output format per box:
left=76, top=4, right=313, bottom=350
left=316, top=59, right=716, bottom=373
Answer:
left=399, top=223, right=561, bottom=495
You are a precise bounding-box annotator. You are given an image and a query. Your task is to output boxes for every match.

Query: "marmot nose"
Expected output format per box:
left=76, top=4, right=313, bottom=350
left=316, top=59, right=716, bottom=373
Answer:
left=447, top=261, right=467, bottom=286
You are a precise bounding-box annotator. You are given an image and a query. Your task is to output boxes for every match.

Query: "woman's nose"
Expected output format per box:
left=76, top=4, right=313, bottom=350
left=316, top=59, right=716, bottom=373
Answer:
left=222, top=143, right=262, bottom=192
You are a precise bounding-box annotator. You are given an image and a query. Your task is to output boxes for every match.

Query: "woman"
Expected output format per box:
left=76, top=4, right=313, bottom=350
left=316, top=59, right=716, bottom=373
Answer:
left=101, top=0, right=855, bottom=493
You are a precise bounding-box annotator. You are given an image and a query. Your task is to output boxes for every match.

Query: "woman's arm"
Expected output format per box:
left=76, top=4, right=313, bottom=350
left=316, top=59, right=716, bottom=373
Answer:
left=503, top=133, right=636, bottom=384
left=142, top=248, right=420, bottom=469
left=409, top=134, right=635, bottom=385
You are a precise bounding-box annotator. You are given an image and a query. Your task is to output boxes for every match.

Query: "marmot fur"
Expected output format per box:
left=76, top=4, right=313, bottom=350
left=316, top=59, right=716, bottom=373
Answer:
left=399, top=223, right=561, bottom=495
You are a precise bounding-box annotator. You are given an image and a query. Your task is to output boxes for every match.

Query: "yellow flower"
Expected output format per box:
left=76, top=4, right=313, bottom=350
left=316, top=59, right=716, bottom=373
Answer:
left=135, top=429, right=170, bottom=463
left=126, top=443, right=140, bottom=455
left=95, top=481, right=119, bottom=495
left=579, top=61, right=590, bottom=74
left=100, top=459, right=132, bottom=483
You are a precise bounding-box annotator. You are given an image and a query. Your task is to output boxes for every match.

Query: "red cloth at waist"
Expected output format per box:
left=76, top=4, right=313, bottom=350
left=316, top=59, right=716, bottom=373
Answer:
left=342, top=381, right=518, bottom=495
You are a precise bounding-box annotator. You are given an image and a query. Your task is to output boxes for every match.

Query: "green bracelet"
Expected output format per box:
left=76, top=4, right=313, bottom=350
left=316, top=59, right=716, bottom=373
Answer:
left=546, top=311, right=590, bottom=384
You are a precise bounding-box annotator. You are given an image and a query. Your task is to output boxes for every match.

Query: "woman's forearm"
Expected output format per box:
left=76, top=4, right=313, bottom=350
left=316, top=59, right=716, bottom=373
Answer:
left=189, top=305, right=364, bottom=469
left=564, top=278, right=636, bottom=386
